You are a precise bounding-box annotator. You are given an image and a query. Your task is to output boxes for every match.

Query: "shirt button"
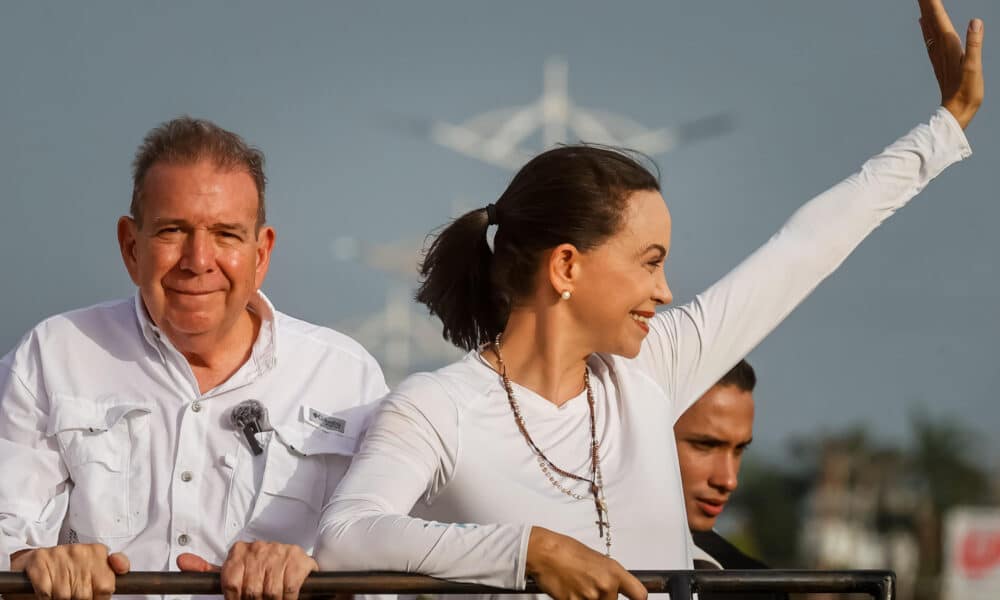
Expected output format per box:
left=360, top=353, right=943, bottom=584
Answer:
left=191, top=402, right=202, bottom=413
left=180, top=471, right=193, bottom=482
left=177, top=534, right=190, bottom=546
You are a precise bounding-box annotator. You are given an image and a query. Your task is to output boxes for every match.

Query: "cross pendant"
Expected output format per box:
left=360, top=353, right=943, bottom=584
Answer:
left=596, top=516, right=609, bottom=537
left=594, top=500, right=609, bottom=537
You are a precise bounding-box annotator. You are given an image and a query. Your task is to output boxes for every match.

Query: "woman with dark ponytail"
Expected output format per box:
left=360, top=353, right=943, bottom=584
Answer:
left=316, top=4, right=984, bottom=600
left=417, top=145, right=658, bottom=353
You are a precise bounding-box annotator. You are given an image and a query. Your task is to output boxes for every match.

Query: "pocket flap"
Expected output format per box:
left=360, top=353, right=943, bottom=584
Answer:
left=272, top=421, right=357, bottom=457
left=47, top=394, right=152, bottom=437
left=269, top=405, right=363, bottom=457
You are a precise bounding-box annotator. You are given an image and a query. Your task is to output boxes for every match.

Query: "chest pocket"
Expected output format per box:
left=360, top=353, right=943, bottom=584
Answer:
left=47, top=394, right=152, bottom=540
left=226, top=419, right=356, bottom=549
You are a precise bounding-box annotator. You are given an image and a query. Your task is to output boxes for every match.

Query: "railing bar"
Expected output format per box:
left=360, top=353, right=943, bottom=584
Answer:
left=692, top=570, right=893, bottom=594
left=880, top=572, right=896, bottom=600
left=0, top=570, right=896, bottom=596
left=667, top=572, right=693, bottom=600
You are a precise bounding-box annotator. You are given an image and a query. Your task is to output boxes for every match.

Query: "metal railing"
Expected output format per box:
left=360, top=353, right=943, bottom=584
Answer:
left=0, top=570, right=895, bottom=599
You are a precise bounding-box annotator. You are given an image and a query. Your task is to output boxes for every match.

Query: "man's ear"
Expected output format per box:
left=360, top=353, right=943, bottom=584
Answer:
left=546, top=242, right=581, bottom=301
left=117, top=216, right=141, bottom=285
left=253, top=226, right=276, bottom=289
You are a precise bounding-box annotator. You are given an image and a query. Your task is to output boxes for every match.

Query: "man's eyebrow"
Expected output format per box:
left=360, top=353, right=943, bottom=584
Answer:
left=683, top=434, right=754, bottom=448
left=211, top=222, right=250, bottom=234
left=149, top=217, right=191, bottom=228
left=147, top=219, right=250, bottom=235
left=684, top=434, right=726, bottom=444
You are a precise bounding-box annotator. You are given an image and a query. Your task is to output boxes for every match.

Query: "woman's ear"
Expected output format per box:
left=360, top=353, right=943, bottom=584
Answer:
left=546, top=242, right=581, bottom=300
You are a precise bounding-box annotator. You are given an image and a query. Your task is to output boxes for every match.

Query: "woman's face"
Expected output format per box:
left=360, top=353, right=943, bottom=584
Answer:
left=571, top=189, right=673, bottom=358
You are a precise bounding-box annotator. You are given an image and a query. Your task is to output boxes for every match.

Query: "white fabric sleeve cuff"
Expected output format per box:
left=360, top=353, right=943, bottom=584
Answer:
left=1, top=537, right=37, bottom=570
left=931, top=106, right=973, bottom=164
left=513, top=524, right=532, bottom=589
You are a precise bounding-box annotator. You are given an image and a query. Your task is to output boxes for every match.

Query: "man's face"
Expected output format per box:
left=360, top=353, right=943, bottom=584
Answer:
left=674, top=383, right=754, bottom=531
left=118, top=159, right=275, bottom=348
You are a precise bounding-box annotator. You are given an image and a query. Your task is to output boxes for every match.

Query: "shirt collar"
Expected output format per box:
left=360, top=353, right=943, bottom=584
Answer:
left=248, top=291, right=278, bottom=374
left=132, top=289, right=279, bottom=377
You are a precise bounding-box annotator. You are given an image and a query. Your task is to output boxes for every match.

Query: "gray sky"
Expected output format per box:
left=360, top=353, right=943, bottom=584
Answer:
left=2, top=1, right=998, bottom=461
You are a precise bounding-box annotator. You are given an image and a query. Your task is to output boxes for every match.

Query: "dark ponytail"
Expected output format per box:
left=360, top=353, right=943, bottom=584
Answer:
left=416, top=207, right=502, bottom=352
left=417, top=145, right=660, bottom=351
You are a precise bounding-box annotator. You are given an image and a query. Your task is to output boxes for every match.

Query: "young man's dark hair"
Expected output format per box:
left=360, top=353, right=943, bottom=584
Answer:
left=717, top=359, right=756, bottom=392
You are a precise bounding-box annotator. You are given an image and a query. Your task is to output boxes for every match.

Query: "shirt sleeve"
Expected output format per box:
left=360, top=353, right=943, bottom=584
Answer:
left=0, top=351, right=72, bottom=570
left=633, top=108, right=972, bottom=419
left=319, top=348, right=392, bottom=512
left=315, top=375, right=530, bottom=589
left=362, top=351, right=391, bottom=403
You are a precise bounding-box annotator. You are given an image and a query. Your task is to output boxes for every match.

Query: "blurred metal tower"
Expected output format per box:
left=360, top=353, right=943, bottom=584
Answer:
left=338, top=58, right=733, bottom=383
left=427, top=57, right=733, bottom=170
left=330, top=211, right=465, bottom=386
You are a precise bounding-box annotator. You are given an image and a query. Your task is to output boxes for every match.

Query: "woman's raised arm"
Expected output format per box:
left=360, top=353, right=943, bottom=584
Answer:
left=636, top=0, right=983, bottom=418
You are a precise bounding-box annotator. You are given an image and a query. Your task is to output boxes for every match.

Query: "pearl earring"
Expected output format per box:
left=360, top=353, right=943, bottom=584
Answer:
left=561, top=290, right=572, bottom=300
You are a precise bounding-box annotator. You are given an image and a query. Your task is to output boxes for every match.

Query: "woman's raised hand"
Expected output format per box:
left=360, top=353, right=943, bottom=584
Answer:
left=918, top=0, right=985, bottom=128
left=525, top=527, right=648, bottom=600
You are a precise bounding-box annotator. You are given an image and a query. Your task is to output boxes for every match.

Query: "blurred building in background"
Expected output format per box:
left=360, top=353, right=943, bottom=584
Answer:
left=942, top=507, right=1000, bottom=600
left=331, top=234, right=464, bottom=385
left=726, top=413, right=999, bottom=600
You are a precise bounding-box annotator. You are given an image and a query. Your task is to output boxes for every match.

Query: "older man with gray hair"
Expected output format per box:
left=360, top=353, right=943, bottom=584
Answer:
left=0, top=117, right=387, bottom=600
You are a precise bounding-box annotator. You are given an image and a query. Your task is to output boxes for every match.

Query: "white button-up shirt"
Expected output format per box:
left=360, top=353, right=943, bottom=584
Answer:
left=0, top=291, right=388, bottom=588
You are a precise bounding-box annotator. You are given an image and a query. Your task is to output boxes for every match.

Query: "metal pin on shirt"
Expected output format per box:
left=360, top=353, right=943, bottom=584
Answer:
left=230, top=400, right=271, bottom=456
left=241, top=420, right=264, bottom=455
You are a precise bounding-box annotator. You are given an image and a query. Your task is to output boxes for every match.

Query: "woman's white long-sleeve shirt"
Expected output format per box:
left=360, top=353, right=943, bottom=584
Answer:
left=315, top=109, right=971, bottom=593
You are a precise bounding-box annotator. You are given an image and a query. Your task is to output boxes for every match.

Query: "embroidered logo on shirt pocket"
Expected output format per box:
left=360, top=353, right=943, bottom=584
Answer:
left=47, top=394, right=152, bottom=540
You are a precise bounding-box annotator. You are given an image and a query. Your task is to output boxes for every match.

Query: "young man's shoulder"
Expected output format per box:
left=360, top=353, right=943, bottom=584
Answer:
left=692, top=530, right=769, bottom=569
left=692, top=530, right=790, bottom=600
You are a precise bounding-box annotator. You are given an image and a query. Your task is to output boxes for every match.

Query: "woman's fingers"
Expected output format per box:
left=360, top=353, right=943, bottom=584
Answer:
left=965, top=19, right=985, bottom=71
left=525, top=527, right=652, bottom=600
left=919, top=0, right=957, bottom=34
left=943, top=18, right=985, bottom=128
left=917, top=1, right=985, bottom=128
left=919, top=17, right=946, bottom=82
left=616, top=566, right=648, bottom=600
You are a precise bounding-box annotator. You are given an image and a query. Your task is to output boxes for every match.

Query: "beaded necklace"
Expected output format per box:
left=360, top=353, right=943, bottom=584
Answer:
left=491, top=333, right=612, bottom=556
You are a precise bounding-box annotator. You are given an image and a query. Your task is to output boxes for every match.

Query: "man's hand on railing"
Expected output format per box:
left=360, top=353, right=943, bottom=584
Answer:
left=177, top=541, right=317, bottom=600
left=8, top=544, right=130, bottom=600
